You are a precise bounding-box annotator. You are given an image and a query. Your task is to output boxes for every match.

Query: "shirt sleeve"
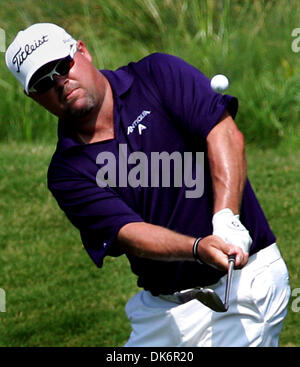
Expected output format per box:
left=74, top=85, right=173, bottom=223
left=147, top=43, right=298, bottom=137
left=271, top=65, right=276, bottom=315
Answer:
left=47, top=160, right=144, bottom=267
left=140, top=53, right=238, bottom=138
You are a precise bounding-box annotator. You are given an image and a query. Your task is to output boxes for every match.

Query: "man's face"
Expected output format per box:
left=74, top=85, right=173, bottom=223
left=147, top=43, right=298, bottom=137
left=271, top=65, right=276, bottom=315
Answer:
left=28, top=41, right=103, bottom=121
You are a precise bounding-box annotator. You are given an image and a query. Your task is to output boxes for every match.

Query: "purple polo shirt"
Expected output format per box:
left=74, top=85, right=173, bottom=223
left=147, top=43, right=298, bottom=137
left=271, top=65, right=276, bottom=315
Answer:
left=48, top=53, right=276, bottom=295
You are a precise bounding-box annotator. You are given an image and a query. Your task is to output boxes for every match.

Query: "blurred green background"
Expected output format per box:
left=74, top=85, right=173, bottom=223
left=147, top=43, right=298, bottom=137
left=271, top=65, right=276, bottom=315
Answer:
left=0, top=0, right=299, bottom=346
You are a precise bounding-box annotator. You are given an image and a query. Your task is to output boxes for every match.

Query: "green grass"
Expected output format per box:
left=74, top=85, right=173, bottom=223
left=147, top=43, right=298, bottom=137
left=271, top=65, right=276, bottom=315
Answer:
left=0, top=0, right=299, bottom=147
left=0, top=142, right=299, bottom=346
left=0, top=143, right=140, bottom=346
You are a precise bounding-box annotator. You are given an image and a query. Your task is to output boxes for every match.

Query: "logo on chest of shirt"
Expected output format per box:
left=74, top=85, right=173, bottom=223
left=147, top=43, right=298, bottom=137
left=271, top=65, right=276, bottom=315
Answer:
left=127, top=110, right=151, bottom=135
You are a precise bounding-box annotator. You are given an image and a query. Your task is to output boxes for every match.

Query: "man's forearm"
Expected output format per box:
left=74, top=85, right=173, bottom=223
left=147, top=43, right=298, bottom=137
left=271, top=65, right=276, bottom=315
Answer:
left=117, top=222, right=247, bottom=270
left=207, top=112, right=251, bottom=258
left=117, top=222, right=196, bottom=261
left=207, top=112, right=247, bottom=214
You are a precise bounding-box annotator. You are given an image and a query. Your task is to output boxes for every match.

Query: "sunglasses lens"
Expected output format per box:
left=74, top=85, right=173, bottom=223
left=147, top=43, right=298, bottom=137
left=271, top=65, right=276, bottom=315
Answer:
left=33, top=77, right=56, bottom=93
left=56, top=58, right=73, bottom=75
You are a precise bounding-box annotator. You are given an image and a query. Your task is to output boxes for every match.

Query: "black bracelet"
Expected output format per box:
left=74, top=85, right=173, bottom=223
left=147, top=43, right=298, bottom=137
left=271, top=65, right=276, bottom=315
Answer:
left=192, top=237, right=203, bottom=264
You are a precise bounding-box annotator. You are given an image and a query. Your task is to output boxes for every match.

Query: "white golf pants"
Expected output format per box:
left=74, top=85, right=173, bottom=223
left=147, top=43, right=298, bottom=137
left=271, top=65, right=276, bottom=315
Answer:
left=124, top=243, right=290, bottom=347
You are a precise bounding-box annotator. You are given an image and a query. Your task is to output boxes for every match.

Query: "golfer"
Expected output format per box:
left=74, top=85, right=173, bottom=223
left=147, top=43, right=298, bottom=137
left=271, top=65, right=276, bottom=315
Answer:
left=6, top=23, right=290, bottom=347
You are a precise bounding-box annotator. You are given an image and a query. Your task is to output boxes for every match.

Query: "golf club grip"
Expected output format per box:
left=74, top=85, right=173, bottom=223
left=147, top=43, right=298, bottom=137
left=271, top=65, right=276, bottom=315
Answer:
left=228, top=254, right=236, bottom=263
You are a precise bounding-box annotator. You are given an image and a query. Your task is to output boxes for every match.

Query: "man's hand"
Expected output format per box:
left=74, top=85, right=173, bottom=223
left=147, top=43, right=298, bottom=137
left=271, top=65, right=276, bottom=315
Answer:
left=196, top=235, right=248, bottom=271
left=212, top=208, right=252, bottom=255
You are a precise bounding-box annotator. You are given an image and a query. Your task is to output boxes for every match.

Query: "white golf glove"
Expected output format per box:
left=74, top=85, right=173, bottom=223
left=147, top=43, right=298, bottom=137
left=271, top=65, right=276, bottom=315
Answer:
left=212, top=208, right=252, bottom=254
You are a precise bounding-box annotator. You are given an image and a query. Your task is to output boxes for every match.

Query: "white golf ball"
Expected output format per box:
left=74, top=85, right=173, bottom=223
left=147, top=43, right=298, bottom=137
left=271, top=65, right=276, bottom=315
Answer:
left=210, top=74, right=229, bottom=92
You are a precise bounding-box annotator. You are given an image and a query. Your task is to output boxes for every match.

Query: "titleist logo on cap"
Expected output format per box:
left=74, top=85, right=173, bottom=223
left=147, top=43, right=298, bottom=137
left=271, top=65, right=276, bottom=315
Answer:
left=12, top=35, right=48, bottom=73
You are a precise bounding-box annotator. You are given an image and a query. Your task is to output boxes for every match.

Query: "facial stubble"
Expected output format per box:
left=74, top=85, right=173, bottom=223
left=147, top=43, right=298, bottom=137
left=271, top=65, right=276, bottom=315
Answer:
left=62, top=88, right=97, bottom=121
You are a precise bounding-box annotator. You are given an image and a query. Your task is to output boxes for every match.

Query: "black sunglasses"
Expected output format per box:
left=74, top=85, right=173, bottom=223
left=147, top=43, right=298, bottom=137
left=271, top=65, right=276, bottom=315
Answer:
left=28, top=56, right=74, bottom=94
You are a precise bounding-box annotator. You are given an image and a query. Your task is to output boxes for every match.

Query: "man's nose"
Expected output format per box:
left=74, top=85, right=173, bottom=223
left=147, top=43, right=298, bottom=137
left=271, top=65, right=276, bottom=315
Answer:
left=53, top=74, right=68, bottom=88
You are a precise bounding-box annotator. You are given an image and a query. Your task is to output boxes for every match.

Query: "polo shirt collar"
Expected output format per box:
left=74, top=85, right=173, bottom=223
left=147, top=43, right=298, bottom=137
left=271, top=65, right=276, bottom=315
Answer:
left=56, top=67, right=134, bottom=153
left=101, top=67, right=134, bottom=97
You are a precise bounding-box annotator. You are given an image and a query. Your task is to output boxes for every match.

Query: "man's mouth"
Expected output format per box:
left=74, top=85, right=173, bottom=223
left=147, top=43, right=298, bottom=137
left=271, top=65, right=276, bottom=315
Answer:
left=63, top=87, right=79, bottom=101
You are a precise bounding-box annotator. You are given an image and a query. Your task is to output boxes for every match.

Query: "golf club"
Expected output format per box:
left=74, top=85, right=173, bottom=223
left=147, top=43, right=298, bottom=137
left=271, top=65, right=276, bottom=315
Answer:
left=179, top=255, right=236, bottom=312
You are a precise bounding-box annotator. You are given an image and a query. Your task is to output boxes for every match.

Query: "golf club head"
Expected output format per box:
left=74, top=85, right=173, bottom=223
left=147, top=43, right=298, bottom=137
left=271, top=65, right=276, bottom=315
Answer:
left=194, top=288, right=227, bottom=312
left=194, top=255, right=236, bottom=312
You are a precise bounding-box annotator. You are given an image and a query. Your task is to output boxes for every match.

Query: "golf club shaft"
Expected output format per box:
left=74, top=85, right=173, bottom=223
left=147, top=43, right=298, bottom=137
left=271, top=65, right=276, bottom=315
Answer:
left=224, top=255, right=236, bottom=310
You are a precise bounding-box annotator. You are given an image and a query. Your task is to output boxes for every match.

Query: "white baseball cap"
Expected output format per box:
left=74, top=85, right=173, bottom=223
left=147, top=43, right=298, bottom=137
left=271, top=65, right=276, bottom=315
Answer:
left=5, top=23, right=77, bottom=93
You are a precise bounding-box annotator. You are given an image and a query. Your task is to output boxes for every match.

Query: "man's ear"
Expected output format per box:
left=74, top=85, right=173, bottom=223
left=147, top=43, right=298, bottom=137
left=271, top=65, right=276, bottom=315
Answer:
left=76, top=40, right=93, bottom=63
